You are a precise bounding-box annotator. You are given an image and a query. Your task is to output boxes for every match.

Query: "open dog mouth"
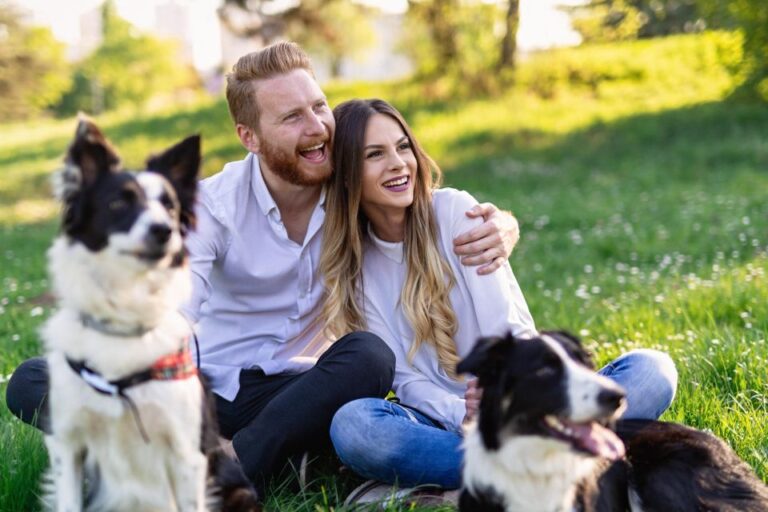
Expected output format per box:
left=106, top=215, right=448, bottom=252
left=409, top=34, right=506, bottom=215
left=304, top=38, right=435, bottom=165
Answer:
left=298, top=141, right=327, bottom=163
left=541, top=415, right=625, bottom=460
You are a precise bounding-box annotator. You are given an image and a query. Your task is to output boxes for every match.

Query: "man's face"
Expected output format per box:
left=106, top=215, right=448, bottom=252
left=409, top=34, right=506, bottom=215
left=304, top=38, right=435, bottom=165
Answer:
left=253, top=69, right=335, bottom=186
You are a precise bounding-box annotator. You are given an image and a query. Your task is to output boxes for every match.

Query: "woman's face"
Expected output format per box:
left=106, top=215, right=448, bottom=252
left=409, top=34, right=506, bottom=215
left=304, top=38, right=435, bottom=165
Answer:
left=360, top=113, right=418, bottom=217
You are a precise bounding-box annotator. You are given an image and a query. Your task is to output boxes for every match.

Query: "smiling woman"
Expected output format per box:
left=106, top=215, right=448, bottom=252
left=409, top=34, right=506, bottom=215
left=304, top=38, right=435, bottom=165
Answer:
left=317, top=99, right=678, bottom=498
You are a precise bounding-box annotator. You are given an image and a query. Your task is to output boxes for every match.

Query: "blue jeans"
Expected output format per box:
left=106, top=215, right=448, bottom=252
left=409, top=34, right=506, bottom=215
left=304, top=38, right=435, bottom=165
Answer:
left=330, top=348, right=678, bottom=489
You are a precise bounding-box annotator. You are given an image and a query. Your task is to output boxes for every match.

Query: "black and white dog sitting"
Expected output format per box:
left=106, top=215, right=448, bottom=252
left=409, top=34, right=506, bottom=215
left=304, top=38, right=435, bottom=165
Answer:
left=42, top=119, right=259, bottom=512
left=458, top=331, right=768, bottom=512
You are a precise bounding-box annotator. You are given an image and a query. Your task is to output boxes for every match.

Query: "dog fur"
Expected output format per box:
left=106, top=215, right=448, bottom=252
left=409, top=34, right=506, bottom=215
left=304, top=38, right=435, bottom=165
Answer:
left=457, top=331, right=768, bottom=512
left=42, top=119, right=259, bottom=512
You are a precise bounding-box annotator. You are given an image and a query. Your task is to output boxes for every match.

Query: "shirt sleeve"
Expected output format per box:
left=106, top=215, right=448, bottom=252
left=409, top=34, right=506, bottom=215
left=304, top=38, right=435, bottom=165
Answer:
left=443, top=189, right=537, bottom=339
left=364, top=296, right=468, bottom=432
left=180, top=193, right=229, bottom=324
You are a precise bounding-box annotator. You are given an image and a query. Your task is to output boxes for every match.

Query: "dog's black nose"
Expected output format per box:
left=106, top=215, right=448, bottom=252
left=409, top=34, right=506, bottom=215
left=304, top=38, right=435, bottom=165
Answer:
left=597, top=388, right=626, bottom=411
left=148, top=223, right=172, bottom=245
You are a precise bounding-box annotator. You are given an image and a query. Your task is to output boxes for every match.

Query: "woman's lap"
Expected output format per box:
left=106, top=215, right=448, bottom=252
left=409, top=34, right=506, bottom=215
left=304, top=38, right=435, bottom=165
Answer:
left=330, top=397, right=462, bottom=489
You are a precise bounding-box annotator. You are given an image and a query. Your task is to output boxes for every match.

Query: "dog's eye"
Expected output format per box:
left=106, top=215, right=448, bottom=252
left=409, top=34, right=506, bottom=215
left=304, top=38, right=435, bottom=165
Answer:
left=535, top=366, right=557, bottom=378
left=109, top=199, right=127, bottom=211
left=160, top=194, right=176, bottom=211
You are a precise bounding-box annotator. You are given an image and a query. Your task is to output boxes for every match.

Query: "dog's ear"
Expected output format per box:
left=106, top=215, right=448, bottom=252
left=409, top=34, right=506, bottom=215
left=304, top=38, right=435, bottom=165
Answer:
left=457, top=334, right=515, bottom=377
left=458, top=333, right=518, bottom=451
left=146, top=135, right=201, bottom=231
left=542, top=330, right=595, bottom=369
left=55, top=117, right=121, bottom=201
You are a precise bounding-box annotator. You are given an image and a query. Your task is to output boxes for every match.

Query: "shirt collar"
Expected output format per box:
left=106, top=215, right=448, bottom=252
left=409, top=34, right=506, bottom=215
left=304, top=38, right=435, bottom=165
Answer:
left=367, top=223, right=404, bottom=264
left=250, top=153, right=328, bottom=217
left=250, top=154, right=278, bottom=217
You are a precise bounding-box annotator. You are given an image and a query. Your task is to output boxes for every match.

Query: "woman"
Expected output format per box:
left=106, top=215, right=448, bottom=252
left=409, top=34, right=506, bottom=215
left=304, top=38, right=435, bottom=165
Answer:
left=320, top=99, right=677, bottom=490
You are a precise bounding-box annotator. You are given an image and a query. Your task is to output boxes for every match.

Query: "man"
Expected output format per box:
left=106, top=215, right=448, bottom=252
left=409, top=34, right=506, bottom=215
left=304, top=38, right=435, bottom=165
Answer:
left=7, top=41, right=520, bottom=490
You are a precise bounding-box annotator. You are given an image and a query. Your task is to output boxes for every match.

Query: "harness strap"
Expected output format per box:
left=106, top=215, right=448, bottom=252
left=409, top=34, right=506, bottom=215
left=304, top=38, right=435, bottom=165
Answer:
left=65, top=340, right=197, bottom=443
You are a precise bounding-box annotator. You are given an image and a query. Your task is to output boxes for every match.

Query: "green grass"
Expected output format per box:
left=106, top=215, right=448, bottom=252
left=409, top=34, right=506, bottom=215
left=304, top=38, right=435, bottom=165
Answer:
left=1, top=31, right=767, bottom=510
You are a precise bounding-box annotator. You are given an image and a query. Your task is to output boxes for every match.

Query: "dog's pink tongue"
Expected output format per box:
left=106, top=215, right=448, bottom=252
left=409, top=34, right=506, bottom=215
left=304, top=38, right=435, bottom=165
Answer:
left=573, top=422, right=625, bottom=460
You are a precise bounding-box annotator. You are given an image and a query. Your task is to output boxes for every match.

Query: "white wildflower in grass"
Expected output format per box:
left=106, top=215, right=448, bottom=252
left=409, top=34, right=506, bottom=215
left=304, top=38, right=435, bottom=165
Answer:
left=575, top=284, right=591, bottom=300
left=584, top=264, right=593, bottom=274
left=30, top=306, right=44, bottom=317
left=590, top=285, right=601, bottom=294
left=654, top=294, right=665, bottom=303
left=579, top=329, right=590, bottom=336
left=11, top=334, right=20, bottom=342
left=742, top=216, right=751, bottom=225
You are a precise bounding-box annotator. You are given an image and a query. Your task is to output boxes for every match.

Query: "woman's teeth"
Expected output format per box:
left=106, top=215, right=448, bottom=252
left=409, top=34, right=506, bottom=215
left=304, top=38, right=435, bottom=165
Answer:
left=383, top=176, right=408, bottom=188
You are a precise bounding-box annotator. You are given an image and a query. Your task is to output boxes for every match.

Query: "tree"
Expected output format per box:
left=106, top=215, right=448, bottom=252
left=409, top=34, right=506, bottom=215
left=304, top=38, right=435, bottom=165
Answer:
left=566, top=0, right=705, bottom=43
left=218, top=0, right=374, bottom=79
left=0, top=2, right=71, bottom=120
left=56, top=0, right=198, bottom=115
left=498, top=0, right=520, bottom=70
left=698, top=0, right=768, bottom=100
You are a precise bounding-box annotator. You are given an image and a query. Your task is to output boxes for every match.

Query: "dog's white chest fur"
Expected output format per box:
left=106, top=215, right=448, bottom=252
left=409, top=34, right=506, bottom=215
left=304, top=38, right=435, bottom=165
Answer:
left=463, top=427, right=598, bottom=512
left=43, top=236, right=208, bottom=511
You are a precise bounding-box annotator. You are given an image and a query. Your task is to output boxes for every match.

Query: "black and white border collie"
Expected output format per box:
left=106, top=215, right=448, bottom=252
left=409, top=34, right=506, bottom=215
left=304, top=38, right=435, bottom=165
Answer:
left=43, top=119, right=259, bottom=512
left=457, top=331, right=768, bottom=512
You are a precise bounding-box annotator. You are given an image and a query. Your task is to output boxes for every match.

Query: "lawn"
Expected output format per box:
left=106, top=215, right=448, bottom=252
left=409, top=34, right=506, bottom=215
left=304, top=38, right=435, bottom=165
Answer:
left=1, top=32, right=766, bottom=510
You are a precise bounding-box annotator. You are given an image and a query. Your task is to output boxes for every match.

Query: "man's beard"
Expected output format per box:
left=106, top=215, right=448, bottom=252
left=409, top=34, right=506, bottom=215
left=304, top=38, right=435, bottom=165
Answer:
left=259, top=137, right=332, bottom=187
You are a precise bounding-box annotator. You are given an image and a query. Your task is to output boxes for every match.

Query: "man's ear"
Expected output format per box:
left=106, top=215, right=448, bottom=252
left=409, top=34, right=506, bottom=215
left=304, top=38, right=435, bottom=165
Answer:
left=56, top=117, right=121, bottom=200
left=146, top=135, right=201, bottom=231
left=236, top=123, right=260, bottom=154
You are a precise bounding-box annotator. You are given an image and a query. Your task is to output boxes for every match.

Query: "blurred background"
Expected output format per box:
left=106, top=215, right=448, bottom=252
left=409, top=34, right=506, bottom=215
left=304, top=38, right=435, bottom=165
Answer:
left=1, top=0, right=766, bottom=121
left=1, top=2, right=767, bottom=510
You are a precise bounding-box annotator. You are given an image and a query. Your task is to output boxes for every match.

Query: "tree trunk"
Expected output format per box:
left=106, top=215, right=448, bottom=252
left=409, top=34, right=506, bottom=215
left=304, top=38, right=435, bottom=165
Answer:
left=498, top=0, right=520, bottom=70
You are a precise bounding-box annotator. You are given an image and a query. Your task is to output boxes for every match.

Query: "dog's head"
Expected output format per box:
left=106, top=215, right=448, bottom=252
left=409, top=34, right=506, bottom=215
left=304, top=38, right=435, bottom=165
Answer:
left=458, top=331, right=626, bottom=460
left=54, top=118, right=200, bottom=267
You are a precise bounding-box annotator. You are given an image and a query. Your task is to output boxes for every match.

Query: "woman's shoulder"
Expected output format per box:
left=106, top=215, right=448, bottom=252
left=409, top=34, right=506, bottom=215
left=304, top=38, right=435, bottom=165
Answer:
left=432, top=187, right=482, bottom=235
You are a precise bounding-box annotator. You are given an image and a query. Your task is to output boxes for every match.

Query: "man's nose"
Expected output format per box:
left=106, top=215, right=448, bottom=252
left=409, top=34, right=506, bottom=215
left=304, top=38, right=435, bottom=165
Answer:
left=304, top=111, right=326, bottom=136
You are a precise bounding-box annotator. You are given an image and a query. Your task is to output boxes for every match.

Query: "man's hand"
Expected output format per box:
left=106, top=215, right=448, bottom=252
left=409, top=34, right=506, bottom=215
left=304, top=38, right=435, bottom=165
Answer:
left=462, top=378, right=483, bottom=426
left=453, top=203, right=520, bottom=275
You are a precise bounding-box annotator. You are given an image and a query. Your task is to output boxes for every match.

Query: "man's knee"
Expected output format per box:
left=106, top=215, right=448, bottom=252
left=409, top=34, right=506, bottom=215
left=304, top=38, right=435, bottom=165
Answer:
left=6, top=357, right=49, bottom=430
left=329, top=331, right=395, bottom=389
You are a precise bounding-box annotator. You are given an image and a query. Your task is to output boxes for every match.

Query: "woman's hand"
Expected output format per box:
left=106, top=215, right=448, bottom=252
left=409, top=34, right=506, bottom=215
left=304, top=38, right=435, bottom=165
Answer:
left=453, top=203, right=520, bottom=275
left=462, top=378, right=483, bottom=426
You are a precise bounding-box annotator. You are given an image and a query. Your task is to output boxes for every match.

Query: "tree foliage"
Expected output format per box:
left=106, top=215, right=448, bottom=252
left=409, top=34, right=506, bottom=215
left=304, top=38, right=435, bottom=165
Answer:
left=0, top=2, right=71, bottom=120
left=218, top=0, right=374, bottom=77
left=698, top=0, right=768, bottom=100
left=57, top=0, right=197, bottom=115
left=567, top=0, right=705, bottom=43
left=402, top=0, right=518, bottom=88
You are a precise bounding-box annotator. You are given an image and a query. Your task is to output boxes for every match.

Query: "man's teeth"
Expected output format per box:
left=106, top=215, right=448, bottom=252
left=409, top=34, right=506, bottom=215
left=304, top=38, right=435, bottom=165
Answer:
left=544, top=416, right=574, bottom=437
left=301, top=143, right=324, bottom=152
left=384, top=176, right=408, bottom=188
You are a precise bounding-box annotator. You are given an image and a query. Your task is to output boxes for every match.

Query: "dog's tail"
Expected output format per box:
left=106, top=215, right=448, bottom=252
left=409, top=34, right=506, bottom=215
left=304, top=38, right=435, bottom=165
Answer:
left=208, top=451, right=262, bottom=512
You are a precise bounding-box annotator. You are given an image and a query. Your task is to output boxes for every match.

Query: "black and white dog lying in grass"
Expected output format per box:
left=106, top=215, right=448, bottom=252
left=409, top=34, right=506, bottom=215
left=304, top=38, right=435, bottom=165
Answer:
left=458, top=331, right=768, bottom=512
left=42, top=119, right=259, bottom=512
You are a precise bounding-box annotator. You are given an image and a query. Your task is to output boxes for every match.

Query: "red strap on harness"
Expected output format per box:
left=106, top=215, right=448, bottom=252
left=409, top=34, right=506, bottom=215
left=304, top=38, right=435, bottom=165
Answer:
left=150, top=339, right=198, bottom=380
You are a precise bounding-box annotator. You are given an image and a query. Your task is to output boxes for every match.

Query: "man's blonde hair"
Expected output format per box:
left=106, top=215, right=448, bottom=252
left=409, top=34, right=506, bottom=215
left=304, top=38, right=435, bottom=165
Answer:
left=225, top=41, right=315, bottom=129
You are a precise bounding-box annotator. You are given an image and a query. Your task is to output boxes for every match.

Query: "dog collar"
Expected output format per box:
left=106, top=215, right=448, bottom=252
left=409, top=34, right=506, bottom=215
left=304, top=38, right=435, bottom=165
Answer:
left=79, top=312, right=152, bottom=337
left=66, top=340, right=197, bottom=442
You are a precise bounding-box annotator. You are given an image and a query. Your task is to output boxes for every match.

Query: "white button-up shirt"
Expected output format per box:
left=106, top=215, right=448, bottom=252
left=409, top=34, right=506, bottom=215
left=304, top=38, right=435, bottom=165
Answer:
left=361, top=188, right=537, bottom=432
left=182, top=153, right=332, bottom=401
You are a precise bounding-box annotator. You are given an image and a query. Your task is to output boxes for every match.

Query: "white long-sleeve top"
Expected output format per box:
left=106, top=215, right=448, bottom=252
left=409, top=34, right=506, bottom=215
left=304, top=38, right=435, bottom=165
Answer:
left=361, top=188, right=537, bottom=432
left=182, top=153, right=332, bottom=401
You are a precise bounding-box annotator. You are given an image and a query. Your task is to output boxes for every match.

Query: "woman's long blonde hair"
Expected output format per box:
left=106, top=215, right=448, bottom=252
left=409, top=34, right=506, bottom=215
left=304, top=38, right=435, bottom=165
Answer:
left=320, top=99, right=461, bottom=379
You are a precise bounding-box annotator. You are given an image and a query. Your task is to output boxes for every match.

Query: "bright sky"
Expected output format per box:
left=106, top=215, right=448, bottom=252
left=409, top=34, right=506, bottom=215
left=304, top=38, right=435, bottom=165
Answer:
left=18, top=0, right=581, bottom=71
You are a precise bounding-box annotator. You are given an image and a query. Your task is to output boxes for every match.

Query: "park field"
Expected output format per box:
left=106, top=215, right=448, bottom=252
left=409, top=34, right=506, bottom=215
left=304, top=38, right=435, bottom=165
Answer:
left=1, top=32, right=766, bottom=510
